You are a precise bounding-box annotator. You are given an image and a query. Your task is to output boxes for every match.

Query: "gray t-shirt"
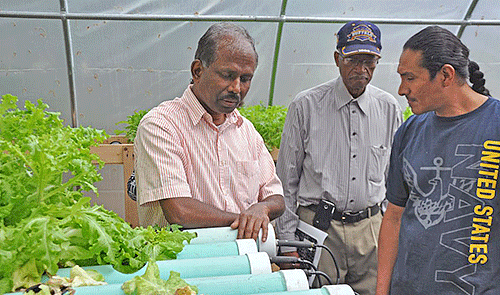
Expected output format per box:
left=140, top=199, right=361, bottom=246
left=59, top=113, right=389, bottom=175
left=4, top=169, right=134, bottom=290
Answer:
left=387, top=97, right=500, bottom=294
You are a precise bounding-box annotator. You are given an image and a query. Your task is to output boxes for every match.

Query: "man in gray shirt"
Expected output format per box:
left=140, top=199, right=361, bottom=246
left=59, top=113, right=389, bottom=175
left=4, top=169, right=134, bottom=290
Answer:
left=275, top=21, right=402, bottom=295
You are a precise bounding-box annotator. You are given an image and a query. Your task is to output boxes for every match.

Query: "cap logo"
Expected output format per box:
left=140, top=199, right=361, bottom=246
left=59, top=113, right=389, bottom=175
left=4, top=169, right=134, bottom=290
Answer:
left=347, top=24, right=377, bottom=43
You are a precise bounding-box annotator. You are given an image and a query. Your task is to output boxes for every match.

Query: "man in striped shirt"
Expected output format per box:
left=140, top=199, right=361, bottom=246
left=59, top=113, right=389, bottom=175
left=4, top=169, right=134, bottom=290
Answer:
left=134, top=23, right=285, bottom=242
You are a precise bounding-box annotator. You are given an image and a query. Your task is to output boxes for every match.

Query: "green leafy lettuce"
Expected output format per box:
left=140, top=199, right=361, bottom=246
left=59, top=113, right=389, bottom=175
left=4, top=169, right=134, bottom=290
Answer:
left=122, top=261, right=197, bottom=295
left=0, top=94, right=105, bottom=226
left=69, top=265, right=106, bottom=286
left=403, top=105, right=414, bottom=121
left=0, top=95, right=195, bottom=293
left=115, top=109, right=150, bottom=142
left=238, top=104, right=287, bottom=152
left=23, top=265, right=106, bottom=295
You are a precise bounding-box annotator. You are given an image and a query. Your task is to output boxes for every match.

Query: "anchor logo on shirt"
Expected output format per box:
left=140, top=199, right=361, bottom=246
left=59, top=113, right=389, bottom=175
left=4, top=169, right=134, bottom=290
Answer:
left=403, top=157, right=455, bottom=229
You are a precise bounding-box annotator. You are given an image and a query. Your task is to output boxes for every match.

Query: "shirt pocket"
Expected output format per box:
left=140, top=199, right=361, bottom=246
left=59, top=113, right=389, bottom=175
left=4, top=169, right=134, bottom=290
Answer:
left=235, top=160, right=260, bottom=205
left=368, top=145, right=390, bottom=183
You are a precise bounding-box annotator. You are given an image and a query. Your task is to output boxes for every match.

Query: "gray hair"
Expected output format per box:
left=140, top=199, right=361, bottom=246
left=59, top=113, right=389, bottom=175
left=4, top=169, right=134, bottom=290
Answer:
left=194, top=22, right=258, bottom=67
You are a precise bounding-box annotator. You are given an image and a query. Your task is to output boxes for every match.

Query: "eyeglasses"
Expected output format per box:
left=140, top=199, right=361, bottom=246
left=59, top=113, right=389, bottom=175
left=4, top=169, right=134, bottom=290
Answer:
left=341, top=56, right=379, bottom=68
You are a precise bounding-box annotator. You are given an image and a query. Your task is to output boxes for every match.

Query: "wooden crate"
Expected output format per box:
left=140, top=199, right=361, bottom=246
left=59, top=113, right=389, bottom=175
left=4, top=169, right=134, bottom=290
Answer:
left=90, top=135, right=138, bottom=228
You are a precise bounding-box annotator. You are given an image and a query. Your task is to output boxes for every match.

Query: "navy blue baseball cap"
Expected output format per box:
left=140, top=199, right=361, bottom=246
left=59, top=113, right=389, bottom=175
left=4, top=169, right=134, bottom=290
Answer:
left=336, top=21, right=382, bottom=57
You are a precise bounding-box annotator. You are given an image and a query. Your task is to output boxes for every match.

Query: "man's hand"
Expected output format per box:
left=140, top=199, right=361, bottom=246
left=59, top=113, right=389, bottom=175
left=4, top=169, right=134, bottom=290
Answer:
left=230, top=202, right=271, bottom=242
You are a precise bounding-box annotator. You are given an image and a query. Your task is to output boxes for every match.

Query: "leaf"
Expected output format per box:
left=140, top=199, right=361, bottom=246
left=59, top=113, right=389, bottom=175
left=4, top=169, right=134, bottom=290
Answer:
left=403, top=106, right=414, bottom=121
left=0, top=95, right=195, bottom=292
left=238, top=104, right=288, bottom=152
left=115, top=109, right=150, bottom=142
left=0, top=95, right=106, bottom=225
left=69, top=265, right=107, bottom=287
left=122, top=261, right=197, bottom=295
left=11, top=258, right=42, bottom=291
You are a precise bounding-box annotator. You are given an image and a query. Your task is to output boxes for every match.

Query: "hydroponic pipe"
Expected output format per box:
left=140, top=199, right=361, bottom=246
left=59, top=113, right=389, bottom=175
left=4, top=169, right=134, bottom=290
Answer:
left=51, top=252, right=271, bottom=285
left=177, top=238, right=258, bottom=259
left=46, top=269, right=309, bottom=295
left=186, top=223, right=278, bottom=257
left=248, top=284, right=355, bottom=295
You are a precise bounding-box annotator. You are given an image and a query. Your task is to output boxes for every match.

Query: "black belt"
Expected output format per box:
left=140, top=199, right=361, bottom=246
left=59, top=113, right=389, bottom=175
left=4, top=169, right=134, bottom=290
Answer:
left=306, top=203, right=380, bottom=224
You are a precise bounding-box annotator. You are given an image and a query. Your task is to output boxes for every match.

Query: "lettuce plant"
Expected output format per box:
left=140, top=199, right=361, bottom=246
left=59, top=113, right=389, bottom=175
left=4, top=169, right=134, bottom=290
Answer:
left=115, top=109, right=149, bottom=142
left=238, top=104, right=287, bottom=152
left=0, top=95, right=195, bottom=293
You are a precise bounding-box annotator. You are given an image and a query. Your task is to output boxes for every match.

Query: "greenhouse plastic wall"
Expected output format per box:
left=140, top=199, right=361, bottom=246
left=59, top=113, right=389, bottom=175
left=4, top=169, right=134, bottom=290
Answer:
left=1, top=0, right=499, bottom=220
left=1, top=0, right=500, bottom=131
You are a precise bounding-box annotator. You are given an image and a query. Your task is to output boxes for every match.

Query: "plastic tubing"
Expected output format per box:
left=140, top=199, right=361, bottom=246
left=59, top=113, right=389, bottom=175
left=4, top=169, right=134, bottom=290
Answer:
left=247, top=284, right=356, bottom=295
left=177, top=238, right=257, bottom=259
left=43, top=269, right=309, bottom=295
left=186, top=223, right=278, bottom=257
left=51, top=252, right=271, bottom=285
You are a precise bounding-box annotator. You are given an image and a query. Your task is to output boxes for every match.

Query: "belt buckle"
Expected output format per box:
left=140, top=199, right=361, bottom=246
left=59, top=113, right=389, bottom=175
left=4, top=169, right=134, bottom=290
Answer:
left=341, top=210, right=358, bottom=223
left=341, top=209, right=365, bottom=223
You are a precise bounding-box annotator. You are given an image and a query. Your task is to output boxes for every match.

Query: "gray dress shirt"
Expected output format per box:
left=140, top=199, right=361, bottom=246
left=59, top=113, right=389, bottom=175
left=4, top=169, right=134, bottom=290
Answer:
left=276, top=77, right=402, bottom=241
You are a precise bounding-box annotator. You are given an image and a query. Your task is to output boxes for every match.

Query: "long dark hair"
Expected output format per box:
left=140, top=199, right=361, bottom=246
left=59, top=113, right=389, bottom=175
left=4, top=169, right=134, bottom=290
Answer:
left=403, top=26, right=490, bottom=96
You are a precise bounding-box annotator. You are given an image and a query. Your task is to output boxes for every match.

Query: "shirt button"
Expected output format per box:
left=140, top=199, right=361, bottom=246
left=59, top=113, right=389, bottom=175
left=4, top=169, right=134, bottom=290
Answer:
left=352, top=132, right=357, bottom=136
left=350, top=200, right=354, bottom=203
left=352, top=177, right=356, bottom=181
left=353, top=154, right=357, bottom=158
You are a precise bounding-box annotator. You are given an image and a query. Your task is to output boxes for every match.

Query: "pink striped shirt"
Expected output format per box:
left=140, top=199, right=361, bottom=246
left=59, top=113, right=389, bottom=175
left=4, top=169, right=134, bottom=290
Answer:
left=135, top=86, right=283, bottom=227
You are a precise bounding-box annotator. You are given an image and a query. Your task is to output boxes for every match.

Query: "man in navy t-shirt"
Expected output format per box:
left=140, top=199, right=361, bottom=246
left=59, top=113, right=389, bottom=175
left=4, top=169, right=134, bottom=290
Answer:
left=376, top=26, right=500, bottom=295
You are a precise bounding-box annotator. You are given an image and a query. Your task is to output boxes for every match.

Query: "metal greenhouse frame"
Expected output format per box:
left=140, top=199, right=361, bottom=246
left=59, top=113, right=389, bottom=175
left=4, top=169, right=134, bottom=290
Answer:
left=1, top=0, right=499, bottom=128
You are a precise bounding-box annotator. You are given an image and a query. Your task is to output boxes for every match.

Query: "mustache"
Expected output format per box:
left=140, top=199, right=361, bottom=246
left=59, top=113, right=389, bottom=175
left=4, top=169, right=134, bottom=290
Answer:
left=221, top=93, right=241, bottom=101
left=220, top=93, right=243, bottom=108
left=350, top=75, right=369, bottom=80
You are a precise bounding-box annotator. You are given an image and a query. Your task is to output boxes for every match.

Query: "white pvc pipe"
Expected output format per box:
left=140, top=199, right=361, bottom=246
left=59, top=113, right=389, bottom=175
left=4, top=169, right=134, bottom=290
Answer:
left=236, top=238, right=259, bottom=255
left=247, top=252, right=272, bottom=274
left=323, top=285, right=356, bottom=295
left=281, top=269, right=310, bottom=292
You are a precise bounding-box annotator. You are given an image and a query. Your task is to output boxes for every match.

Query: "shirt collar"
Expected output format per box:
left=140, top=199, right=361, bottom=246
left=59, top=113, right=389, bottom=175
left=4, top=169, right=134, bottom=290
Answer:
left=183, top=85, right=243, bottom=128
left=334, top=77, right=371, bottom=114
